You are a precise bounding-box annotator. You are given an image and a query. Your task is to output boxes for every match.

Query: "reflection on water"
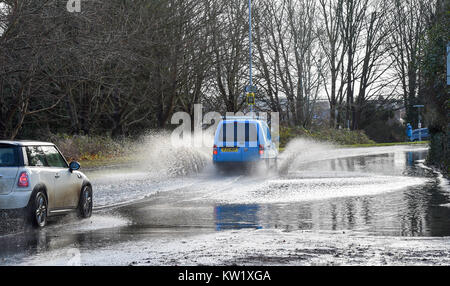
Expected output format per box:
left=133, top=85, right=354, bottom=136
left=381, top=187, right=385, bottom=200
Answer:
left=214, top=205, right=261, bottom=231
left=214, top=150, right=450, bottom=237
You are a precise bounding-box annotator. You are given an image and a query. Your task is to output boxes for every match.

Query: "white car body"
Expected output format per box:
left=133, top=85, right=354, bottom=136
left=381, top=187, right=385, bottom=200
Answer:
left=0, top=141, right=90, bottom=214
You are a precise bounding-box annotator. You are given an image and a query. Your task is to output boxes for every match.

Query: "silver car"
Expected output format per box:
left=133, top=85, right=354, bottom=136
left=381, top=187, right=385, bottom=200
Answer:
left=0, top=141, right=93, bottom=228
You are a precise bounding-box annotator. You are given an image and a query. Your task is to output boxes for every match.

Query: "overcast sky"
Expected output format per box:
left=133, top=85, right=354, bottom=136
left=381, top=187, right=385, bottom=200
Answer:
left=0, top=2, right=7, bottom=36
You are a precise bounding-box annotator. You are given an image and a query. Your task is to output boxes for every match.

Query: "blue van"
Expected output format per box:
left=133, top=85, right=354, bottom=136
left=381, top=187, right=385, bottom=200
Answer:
left=212, top=117, right=278, bottom=171
left=410, top=128, right=430, bottom=141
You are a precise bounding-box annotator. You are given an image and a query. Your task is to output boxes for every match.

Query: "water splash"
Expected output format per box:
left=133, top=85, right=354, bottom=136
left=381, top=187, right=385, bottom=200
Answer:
left=137, top=131, right=213, bottom=177
left=279, top=138, right=336, bottom=174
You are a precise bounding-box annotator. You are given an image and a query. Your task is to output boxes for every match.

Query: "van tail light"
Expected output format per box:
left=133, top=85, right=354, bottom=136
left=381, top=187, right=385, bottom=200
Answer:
left=18, top=172, right=29, bottom=187
left=213, top=145, right=218, bottom=155
left=259, top=144, right=264, bottom=155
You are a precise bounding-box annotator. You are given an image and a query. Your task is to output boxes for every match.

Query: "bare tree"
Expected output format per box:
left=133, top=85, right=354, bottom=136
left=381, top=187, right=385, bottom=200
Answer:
left=317, top=0, right=347, bottom=128
left=0, top=0, right=442, bottom=140
left=209, top=0, right=248, bottom=113
left=388, top=0, right=434, bottom=126
left=0, top=0, right=69, bottom=139
left=351, top=0, right=397, bottom=129
left=253, top=0, right=323, bottom=128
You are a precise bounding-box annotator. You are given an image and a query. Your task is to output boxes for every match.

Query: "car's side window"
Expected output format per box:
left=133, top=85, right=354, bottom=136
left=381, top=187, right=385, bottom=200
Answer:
left=26, top=146, right=48, bottom=167
left=41, top=146, right=68, bottom=168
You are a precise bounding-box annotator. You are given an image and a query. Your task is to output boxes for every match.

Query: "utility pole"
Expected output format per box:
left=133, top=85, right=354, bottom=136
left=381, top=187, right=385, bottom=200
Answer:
left=413, top=105, right=424, bottom=141
left=246, top=0, right=255, bottom=116
left=248, top=0, right=253, bottom=90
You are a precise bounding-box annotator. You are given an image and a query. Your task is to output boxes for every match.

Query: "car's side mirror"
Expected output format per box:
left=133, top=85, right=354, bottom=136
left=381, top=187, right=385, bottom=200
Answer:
left=69, top=161, right=81, bottom=172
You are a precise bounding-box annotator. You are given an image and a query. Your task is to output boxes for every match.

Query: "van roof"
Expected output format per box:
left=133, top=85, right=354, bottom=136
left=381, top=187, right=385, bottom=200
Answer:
left=220, top=118, right=267, bottom=124
left=0, top=140, right=54, bottom=146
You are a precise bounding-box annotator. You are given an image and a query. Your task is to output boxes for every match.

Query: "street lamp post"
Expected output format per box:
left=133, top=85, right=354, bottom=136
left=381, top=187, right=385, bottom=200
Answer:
left=413, top=105, right=424, bottom=141
left=248, top=0, right=254, bottom=115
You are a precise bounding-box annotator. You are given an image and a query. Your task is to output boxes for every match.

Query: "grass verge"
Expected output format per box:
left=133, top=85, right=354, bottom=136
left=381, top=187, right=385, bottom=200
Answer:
left=79, top=155, right=139, bottom=169
left=341, top=141, right=429, bottom=148
left=279, top=126, right=375, bottom=148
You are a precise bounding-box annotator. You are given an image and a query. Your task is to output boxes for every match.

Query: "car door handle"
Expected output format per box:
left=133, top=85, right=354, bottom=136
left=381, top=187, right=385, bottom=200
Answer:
left=55, top=173, right=60, bottom=179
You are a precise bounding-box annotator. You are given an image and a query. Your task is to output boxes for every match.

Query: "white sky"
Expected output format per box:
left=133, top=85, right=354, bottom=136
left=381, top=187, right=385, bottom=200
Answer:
left=0, top=2, right=7, bottom=36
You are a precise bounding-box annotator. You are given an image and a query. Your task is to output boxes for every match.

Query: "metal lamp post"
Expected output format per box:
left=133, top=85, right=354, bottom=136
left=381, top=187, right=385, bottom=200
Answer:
left=247, top=0, right=254, bottom=115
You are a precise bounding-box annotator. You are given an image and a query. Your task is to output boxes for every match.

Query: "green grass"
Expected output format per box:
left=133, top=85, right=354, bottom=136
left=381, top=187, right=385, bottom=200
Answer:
left=79, top=155, right=138, bottom=169
left=280, top=126, right=375, bottom=148
left=47, top=133, right=138, bottom=169
left=277, top=141, right=429, bottom=153
left=341, top=141, right=429, bottom=148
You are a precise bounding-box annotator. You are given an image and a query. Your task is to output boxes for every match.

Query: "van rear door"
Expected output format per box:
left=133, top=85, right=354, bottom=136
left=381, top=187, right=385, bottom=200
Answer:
left=240, top=122, right=260, bottom=161
left=0, top=145, right=20, bottom=195
left=218, top=122, right=242, bottom=161
left=217, top=121, right=261, bottom=162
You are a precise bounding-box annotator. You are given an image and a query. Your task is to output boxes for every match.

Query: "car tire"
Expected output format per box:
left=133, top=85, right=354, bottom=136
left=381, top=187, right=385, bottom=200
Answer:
left=77, top=185, right=93, bottom=219
left=27, top=191, right=48, bottom=228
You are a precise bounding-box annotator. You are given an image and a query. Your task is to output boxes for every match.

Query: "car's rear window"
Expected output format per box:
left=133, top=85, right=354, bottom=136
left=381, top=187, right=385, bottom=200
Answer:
left=219, top=122, right=258, bottom=142
left=0, top=145, right=19, bottom=167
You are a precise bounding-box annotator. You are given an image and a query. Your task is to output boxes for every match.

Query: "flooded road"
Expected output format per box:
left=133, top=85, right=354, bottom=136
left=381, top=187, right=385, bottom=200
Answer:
left=1, top=143, right=449, bottom=265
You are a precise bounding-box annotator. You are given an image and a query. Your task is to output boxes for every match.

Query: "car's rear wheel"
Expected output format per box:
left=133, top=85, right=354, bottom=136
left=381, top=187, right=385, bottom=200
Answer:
left=28, top=191, right=48, bottom=228
left=77, top=185, right=93, bottom=219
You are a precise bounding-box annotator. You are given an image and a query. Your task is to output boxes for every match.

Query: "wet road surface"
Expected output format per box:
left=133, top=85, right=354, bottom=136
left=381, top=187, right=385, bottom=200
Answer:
left=1, top=142, right=449, bottom=265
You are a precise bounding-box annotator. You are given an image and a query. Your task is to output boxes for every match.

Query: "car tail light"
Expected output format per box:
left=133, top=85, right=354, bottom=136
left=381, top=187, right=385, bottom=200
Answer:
left=18, top=172, right=29, bottom=187
left=213, top=145, right=218, bottom=155
left=259, top=144, right=264, bottom=155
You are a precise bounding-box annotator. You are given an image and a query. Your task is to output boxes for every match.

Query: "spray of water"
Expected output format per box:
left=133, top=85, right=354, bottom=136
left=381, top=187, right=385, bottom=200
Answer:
left=279, top=138, right=336, bottom=174
left=136, top=130, right=214, bottom=177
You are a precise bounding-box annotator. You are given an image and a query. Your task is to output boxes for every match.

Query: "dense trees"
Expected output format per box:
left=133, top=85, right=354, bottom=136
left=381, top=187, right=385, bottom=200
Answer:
left=420, top=0, right=449, bottom=173
left=0, top=0, right=445, bottom=141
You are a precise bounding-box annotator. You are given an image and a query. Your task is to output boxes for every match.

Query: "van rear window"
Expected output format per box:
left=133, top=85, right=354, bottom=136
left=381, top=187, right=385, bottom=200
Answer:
left=0, top=146, right=19, bottom=167
left=219, top=122, right=258, bottom=142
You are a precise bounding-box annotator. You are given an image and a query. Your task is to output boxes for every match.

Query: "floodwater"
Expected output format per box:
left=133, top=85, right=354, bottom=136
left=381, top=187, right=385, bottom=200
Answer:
left=214, top=150, right=450, bottom=237
left=0, top=142, right=449, bottom=265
